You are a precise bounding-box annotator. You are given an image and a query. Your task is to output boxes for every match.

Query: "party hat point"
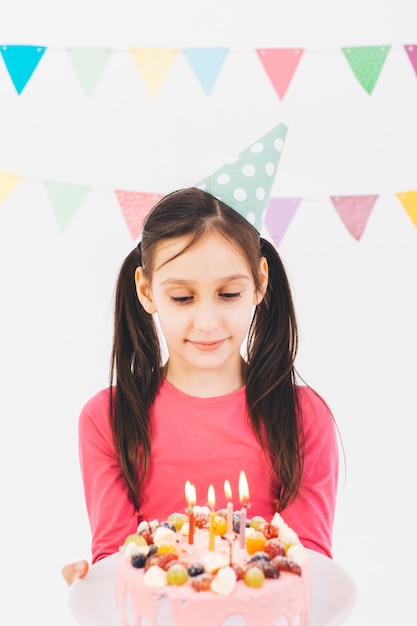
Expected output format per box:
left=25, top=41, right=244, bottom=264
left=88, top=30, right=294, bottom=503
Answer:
left=196, top=123, right=288, bottom=231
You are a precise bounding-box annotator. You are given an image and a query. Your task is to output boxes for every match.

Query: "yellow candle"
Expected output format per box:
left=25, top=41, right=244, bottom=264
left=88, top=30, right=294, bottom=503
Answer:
left=224, top=480, right=233, bottom=534
left=208, top=484, right=216, bottom=551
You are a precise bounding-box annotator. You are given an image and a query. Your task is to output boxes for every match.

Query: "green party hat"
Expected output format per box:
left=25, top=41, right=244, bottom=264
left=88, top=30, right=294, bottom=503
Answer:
left=196, top=123, right=288, bottom=231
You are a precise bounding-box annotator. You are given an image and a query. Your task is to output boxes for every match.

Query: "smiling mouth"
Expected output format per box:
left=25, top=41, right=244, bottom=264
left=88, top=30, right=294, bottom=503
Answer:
left=188, top=339, right=226, bottom=351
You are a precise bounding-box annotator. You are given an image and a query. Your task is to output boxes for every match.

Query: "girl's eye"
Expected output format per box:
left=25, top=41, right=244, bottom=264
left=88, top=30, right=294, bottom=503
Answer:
left=170, top=296, right=193, bottom=304
left=220, top=292, right=241, bottom=300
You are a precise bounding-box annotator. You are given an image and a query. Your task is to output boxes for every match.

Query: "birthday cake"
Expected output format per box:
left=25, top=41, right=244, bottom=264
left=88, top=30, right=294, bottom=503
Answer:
left=115, top=508, right=312, bottom=626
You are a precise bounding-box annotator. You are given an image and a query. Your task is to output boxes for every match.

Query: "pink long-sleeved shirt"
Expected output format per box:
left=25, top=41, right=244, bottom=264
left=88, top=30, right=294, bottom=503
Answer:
left=79, top=380, right=339, bottom=563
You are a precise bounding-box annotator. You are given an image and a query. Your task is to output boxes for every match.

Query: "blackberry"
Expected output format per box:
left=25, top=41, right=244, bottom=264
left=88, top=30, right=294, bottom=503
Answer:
left=131, top=553, right=147, bottom=568
left=158, top=521, right=177, bottom=533
left=248, top=551, right=270, bottom=563
left=187, top=562, right=205, bottom=577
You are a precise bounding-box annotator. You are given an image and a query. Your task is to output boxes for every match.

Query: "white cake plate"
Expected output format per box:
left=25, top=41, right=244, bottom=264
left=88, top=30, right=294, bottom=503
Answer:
left=69, top=549, right=356, bottom=626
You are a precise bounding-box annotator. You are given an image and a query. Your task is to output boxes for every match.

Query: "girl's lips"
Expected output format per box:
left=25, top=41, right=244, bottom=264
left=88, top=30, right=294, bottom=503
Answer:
left=188, top=339, right=226, bottom=352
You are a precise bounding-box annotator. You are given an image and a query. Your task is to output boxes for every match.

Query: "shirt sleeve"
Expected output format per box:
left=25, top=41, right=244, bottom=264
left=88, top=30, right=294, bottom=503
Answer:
left=280, top=386, right=339, bottom=558
left=78, top=389, right=138, bottom=563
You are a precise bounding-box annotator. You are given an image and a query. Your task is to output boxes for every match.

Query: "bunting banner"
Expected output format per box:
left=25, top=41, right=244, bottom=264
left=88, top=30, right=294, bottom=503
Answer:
left=66, top=46, right=112, bottom=96
left=330, top=195, right=378, bottom=240
left=44, top=180, right=90, bottom=230
left=0, top=43, right=415, bottom=97
left=129, top=47, right=179, bottom=97
left=1, top=171, right=416, bottom=241
left=341, top=45, right=391, bottom=94
left=256, top=48, right=304, bottom=99
left=0, top=44, right=46, bottom=94
left=183, top=47, right=229, bottom=96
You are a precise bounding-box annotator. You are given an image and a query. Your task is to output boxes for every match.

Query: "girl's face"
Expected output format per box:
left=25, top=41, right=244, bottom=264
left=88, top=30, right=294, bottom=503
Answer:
left=135, top=232, right=268, bottom=387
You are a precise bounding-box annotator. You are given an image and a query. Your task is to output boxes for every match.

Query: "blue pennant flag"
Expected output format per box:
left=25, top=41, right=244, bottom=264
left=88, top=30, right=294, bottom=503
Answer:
left=182, top=47, right=229, bottom=96
left=0, top=45, right=46, bottom=94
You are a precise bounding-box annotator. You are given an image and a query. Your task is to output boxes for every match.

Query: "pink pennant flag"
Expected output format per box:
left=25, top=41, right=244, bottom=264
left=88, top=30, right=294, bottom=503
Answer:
left=115, top=190, right=163, bottom=239
left=264, top=197, right=302, bottom=246
left=256, top=48, right=304, bottom=99
left=330, top=195, right=378, bottom=240
left=404, top=45, right=417, bottom=76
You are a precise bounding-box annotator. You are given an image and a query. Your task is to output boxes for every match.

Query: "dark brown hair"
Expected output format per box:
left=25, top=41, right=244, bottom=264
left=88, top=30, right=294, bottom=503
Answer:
left=110, top=188, right=303, bottom=512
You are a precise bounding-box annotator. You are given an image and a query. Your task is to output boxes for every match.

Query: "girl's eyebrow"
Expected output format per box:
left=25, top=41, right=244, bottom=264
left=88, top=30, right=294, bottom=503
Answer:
left=160, top=274, right=250, bottom=285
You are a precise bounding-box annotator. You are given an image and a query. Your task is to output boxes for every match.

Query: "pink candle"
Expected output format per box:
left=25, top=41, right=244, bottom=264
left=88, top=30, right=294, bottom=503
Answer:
left=238, top=470, right=249, bottom=550
left=185, top=481, right=196, bottom=545
left=224, top=480, right=233, bottom=534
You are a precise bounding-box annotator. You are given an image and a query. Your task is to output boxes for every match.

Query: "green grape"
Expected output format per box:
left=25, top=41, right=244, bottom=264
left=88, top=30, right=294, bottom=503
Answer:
left=243, top=566, right=265, bottom=588
left=248, top=515, right=267, bottom=530
left=166, top=563, right=189, bottom=585
left=168, top=512, right=188, bottom=531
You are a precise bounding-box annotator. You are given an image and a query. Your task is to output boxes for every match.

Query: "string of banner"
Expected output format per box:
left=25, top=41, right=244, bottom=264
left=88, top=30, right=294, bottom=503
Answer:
left=1, top=44, right=416, bottom=241
left=0, top=43, right=416, bottom=97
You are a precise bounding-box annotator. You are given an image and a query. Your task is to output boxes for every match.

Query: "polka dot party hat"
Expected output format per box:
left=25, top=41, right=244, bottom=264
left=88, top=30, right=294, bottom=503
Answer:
left=196, top=123, right=288, bottom=232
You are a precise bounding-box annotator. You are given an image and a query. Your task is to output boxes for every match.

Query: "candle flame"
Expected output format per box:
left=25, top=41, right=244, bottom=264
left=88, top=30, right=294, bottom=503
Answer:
left=224, top=479, right=232, bottom=500
left=208, top=484, right=216, bottom=510
left=185, top=481, right=196, bottom=507
left=238, top=470, right=249, bottom=504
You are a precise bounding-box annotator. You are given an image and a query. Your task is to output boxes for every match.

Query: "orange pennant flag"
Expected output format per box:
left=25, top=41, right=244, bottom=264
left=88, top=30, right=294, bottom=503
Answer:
left=129, top=47, right=178, bottom=97
left=256, top=48, right=304, bottom=99
left=396, top=190, right=417, bottom=228
left=330, top=195, right=378, bottom=240
left=0, top=171, right=22, bottom=204
left=115, top=190, right=163, bottom=239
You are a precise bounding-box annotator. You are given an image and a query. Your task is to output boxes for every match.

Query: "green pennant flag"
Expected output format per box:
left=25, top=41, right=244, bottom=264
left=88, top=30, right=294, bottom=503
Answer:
left=66, top=46, right=112, bottom=96
left=44, top=181, right=89, bottom=230
left=342, top=45, right=391, bottom=94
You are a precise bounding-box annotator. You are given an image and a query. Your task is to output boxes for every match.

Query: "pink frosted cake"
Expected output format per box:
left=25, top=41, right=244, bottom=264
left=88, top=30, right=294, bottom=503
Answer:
left=115, top=508, right=312, bottom=626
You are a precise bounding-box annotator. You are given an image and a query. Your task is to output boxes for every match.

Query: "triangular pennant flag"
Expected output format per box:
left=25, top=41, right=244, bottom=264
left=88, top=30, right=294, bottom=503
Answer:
left=44, top=181, right=89, bottom=230
left=66, top=46, right=112, bottom=96
left=129, top=47, right=178, bottom=97
left=341, top=45, right=391, bottom=94
left=264, top=197, right=302, bottom=246
left=182, top=47, right=229, bottom=96
left=330, top=195, right=378, bottom=240
left=0, top=45, right=46, bottom=94
left=396, top=190, right=417, bottom=229
left=196, top=123, right=288, bottom=233
left=256, top=48, right=304, bottom=99
left=115, top=190, right=163, bottom=239
left=0, top=171, right=22, bottom=204
left=404, top=45, right=417, bottom=76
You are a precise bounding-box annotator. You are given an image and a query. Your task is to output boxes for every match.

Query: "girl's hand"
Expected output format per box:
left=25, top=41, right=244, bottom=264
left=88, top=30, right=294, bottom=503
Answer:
left=61, top=560, right=89, bottom=586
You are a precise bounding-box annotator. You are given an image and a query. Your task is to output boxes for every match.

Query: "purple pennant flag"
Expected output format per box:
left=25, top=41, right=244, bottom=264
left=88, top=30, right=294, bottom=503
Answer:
left=264, top=197, right=302, bottom=246
left=404, top=45, right=417, bottom=76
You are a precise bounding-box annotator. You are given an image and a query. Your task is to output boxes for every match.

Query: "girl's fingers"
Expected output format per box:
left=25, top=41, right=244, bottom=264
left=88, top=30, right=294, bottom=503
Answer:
left=61, top=560, right=89, bottom=586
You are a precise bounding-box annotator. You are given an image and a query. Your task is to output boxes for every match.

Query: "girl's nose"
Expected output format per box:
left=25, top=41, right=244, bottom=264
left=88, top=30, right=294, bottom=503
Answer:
left=193, top=302, right=220, bottom=334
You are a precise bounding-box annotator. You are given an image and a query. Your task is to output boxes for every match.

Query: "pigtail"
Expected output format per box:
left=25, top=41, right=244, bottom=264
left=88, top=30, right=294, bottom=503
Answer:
left=110, top=244, right=162, bottom=511
left=245, top=237, right=303, bottom=510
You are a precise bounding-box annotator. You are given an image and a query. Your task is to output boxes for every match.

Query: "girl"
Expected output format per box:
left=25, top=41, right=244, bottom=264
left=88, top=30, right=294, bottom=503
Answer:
left=63, top=187, right=338, bottom=584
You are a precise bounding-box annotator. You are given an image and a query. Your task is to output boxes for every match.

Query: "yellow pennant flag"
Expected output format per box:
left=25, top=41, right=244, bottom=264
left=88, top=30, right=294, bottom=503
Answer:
left=0, top=171, right=22, bottom=204
left=130, top=47, right=178, bottom=97
left=396, top=190, right=417, bottom=228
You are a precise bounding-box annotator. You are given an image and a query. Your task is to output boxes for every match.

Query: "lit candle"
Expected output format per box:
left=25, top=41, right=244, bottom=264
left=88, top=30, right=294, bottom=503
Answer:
left=238, top=470, right=249, bottom=550
left=224, top=480, right=233, bottom=534
left=185, top=481, right=196, bottom=545
left=208, top=484, right=216, bottom=551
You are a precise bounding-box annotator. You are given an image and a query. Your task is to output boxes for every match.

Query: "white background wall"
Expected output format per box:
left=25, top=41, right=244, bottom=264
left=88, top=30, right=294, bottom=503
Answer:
left=1, top=1, right=416, bottom=624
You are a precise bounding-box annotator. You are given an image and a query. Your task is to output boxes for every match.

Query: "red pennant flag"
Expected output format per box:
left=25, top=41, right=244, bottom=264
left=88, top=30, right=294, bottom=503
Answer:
left=404, top=45, right=417, bottom=76
left=330, top=195, right=378, bottom=240
left=115, top=190, right=163, bottom=239
left=264, top=197, right=302, bottom=246
left=256, top=48, right=304, bottom=99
